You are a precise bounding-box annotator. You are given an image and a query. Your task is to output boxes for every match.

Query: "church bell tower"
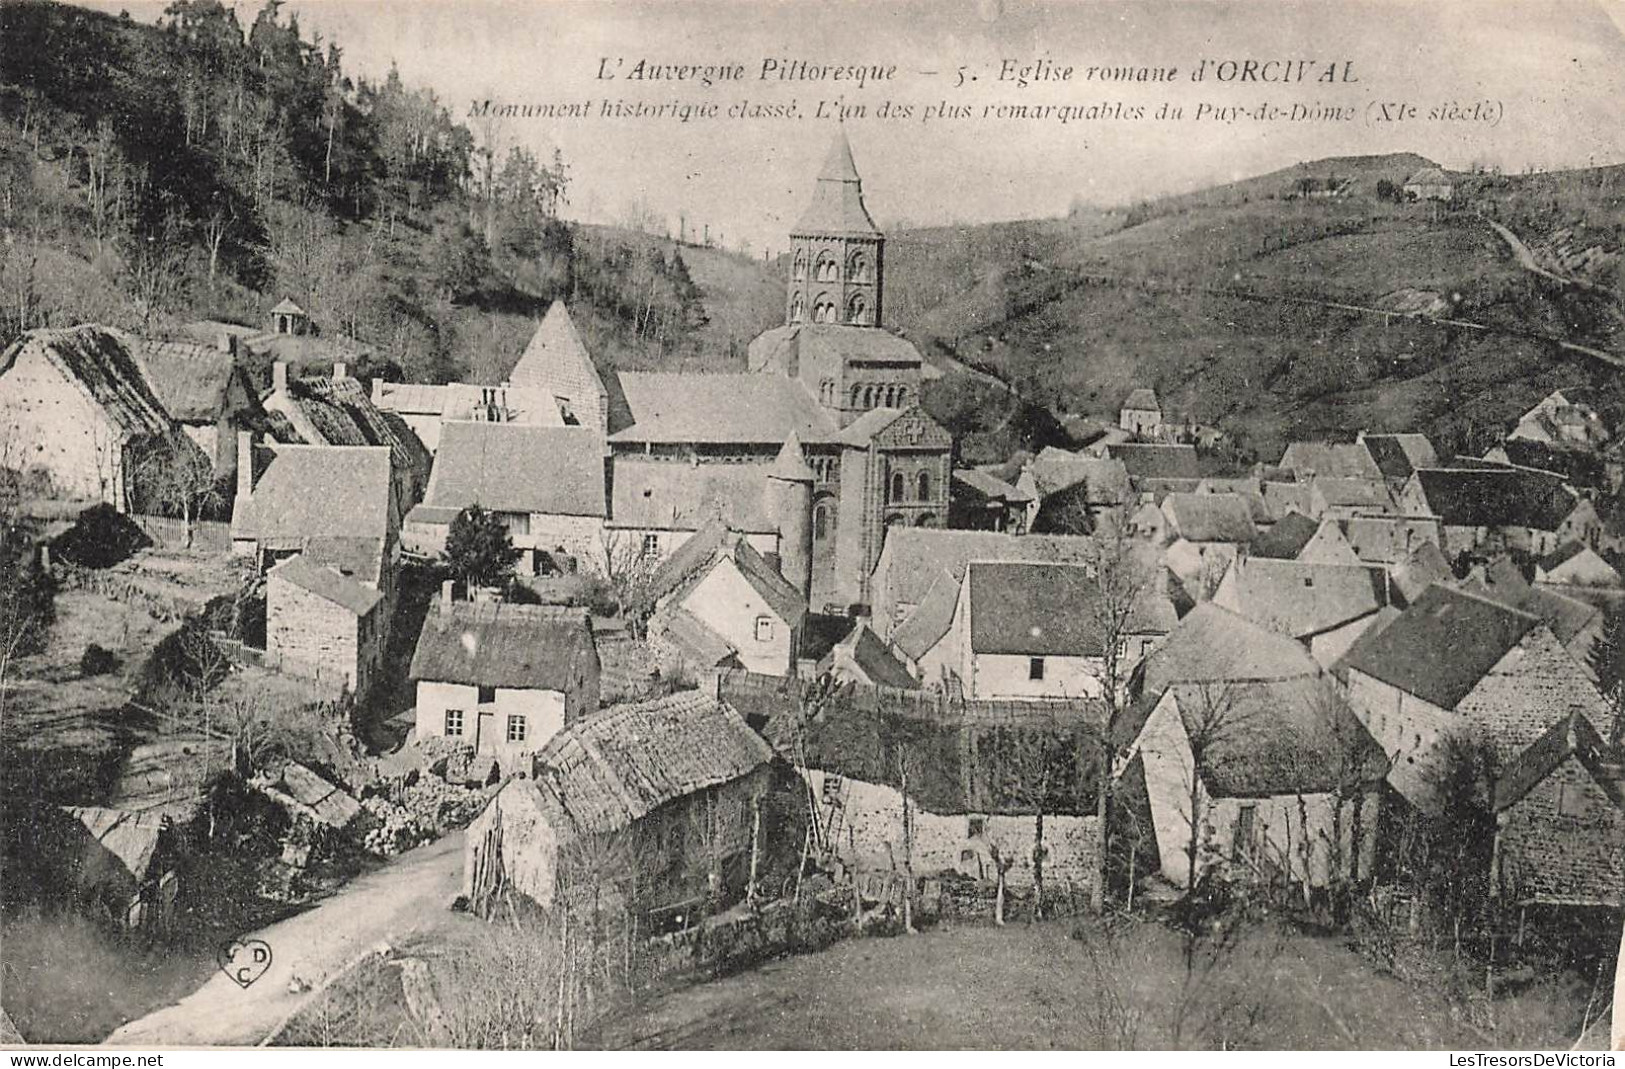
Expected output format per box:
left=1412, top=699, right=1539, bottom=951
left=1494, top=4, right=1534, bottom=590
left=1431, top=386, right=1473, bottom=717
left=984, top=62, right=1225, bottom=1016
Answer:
left=785, top=131, right=885, bottom=329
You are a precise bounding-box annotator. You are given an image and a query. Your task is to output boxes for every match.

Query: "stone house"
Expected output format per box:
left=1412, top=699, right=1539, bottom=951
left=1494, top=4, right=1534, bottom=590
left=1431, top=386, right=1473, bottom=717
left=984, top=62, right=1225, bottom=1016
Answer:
left=1340, top=514, right=1444, bottom=566
left=0, top=326, right=177, bottom=510
left=136, top=337, right=264, bottom=482
left=1492, top=712, right=1623, bottom=909
left=1303, top=476, right=1396, bottom=521
left=1133, top=601, right=1323, bottom=705
left=370, top=380, right=564, bottom=454
left=1248, top=513, right=1361, bottom=565
left=1398, top=467, right=1599, bottom=559
left=1119, top=675, right=1387, bottom=891
left=463, top=690, right=775, bottom=918
left=1107, top=442, right=1200, bottom=489
left=1278, top=441, right=1385, bottom=482
left=1212, top=557, right=1390, bottom=667
left=1464, top=558, right=1604, bottom=673
left=265, top=554, right=386, bottom=698
left=949, top=467, right=1033, bottom=533
left=1535, top=542, right=1622, bottom=588
left=403, top=421, right=608, bottom=573
left=1356, top=432, right=1440, bottom=489
left=1119, top=387, right=1162, bottom=439
left=817, top=622, right=920, bottom=689
left=506, top=300, right=614, bottom=436
left=1402, top=166, right=1454, bottom=202
left=1338, top=583, right=1612, bottom=812
left=642, top=519, right=809, bottom=678
left=1025, top=452, right=1132, bottom=534
left=410, top=593, right=600, bottom=766
left=1509, top=389, right=1607, bottom=449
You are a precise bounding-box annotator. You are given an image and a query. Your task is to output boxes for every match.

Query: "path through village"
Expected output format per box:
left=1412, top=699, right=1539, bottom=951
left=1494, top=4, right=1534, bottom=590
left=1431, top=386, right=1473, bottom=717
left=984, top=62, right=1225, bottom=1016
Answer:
left=106, top=832, right=466, bottom=1047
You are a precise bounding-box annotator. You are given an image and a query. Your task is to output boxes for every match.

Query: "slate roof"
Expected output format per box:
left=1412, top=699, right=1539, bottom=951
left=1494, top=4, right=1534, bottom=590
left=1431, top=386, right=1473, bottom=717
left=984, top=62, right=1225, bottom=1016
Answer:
left=822, top=622, right=920, bottom=690
left=652, top=606, right=740, bottom=668
left=1221, top=559, right=1386, bottom=639
left=1539, top=541, right=1590, bottom=573
left=1122, top=388, right=1160, bottom=413
left=1493, top=711, right=1624, bottom=812
left=534, top=691, right=774, bottom=834
left=610, top=372, right=838, bottom=445
left=1412, top=467, right=1580, bottom=531
left=1, top=326, right=172, bottom=440
left=62, top=806, right=167, bottom=882
left=1498, top=439, right=1607, bottom=490
left=1108, top=442, right=1199, bottom=480
left=1359, top=433, right=1439, bottom=480
left=747, top=323, right=924, bottom=375
left=137, top=339, right=244, bottom=423
left=1280, top=442, right=1384, bottom=480
left=953, top=468, right=1026, bottom=504
left=877, top=529, right=1095, bottom=611
left=967, top=562, right=1106, bottom=656
left=1163, top=492, right=1257, bottom=544
left=268, top=553, right=383, bottom=616
left=792, top=131, right=881, bottom=236
left=891, top=569, right=964, bottom=662
left=609, top=457, right=777, bottom=532
left=234, top=445, right=393, bottom=543
left=1337, top=584, right=1540, bottom=709
left=410, top=602, right=596, bottom=690
left=1164, top=677, right=1389, bottom=798
left=1029, top=452, right=1131, bottom=503
left=1390, top=541, right=1454, bottom=604
left=1313, top=477, right=1394, bottom=513
left=426, top=422, right=606, bottom=518
left=1464, top=570, right=1601, bottom=647
left=270, top=297, right=307, bottom=316
left=1260, top=482, right=1314, bottom=523
left=644, top=519, right=807, bottom=627
left=1342, top=515, right=1444, bottom=565
left=507, top=301, right=607, bottom=399
left=1250, top=512, right=1320, bottom=559
left=1138, top=603, right=1321, bottom=699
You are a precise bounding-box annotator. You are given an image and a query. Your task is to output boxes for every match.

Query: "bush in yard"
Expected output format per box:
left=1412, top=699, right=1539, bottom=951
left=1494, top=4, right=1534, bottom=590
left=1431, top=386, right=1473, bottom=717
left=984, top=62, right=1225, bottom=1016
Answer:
left=444, top=505, right=520, bottom=589
left=79, top=644, right=118, bottom=676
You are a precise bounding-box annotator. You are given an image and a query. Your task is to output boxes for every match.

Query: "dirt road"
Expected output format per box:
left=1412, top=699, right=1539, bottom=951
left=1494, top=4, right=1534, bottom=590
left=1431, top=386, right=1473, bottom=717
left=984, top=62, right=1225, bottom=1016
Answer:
left=105, top=832, right=467, bottom=1048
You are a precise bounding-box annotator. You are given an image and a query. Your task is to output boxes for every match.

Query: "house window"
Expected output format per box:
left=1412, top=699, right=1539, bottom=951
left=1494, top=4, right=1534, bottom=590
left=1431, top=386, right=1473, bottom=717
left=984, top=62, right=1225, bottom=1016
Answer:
left=967, top=816, right=987, bottom=838
left=555, top=397, right=579, bottom=426
left=444, top=709, right=464, bottom=737
left=1234, top=803, right=1257, bottom=859
left=641, top=534, right=660, bottom=558
left=755, top=615, right=773, bottom=642
left=813, top=504, right=829, bottom=541
left=506, top=714, right=527, bottom=743
left=478, top=685, right=497, bottom=704
left=1029, top=657, right=1046, bottom=681
left=1557, top=782, right=1587, bottom=818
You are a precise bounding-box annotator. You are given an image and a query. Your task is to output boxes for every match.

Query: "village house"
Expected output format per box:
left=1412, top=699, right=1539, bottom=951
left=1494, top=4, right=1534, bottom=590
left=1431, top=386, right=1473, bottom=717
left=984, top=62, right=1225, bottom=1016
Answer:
left=1025, top=451, right=1132, bottom=534
left=1535, top=541, right=1622, bottom=589
left=1340, top=514, right=1445, bottom=566
left=60, top=806, right=180, bottom=931
left=1509, top=389, right=1608, bottom=449
left=1193, top=477, right=1270, bottom=528
left=1357, top=431, right=1440, bottom=489
left=1402, top=166, right=1455, bottom=202
left=1107, top=442, right=1200, bottom=497
left=1259, top=479, right=1312, bottom=525
left=1398, top=466, right=1599, bottom=558
left=1338, top=583, right=1611, bottom=812
left=402, top=421, right=608, bottom=573
left=1279, top=441, right=1385, bottom=483
left=370, top=379, right=564, bottom=454
left=410, top=593, right=600, bottom=766
left=264, top=554, right=386, bottom=697
left=463, top=690, right=775, bottom=919
left=1303, top=475, right=1396, bottom=521
left=1492, top=712, right=1624, bottom=910
left=1213, top=557, right=1390, bottom=667
left=1248, top=512, right=1361, bottom=565
left=1159, top=492, right=1257, bottom=597
left=1119, top=387, right=1162, bottom=439
left=818, top=621, right=920, bottom=689
left=184, top=299, right=373, bottom=377
left=1133, top=601, right=1323, bottom=704
left=1119, top=675, right=1388, bottom=891
left=1464, top=558, right=1604, bottom=671
left=136, top=336, right=264, bottom=481
left=1389, top=541, right=1455, bottom=606
left=641, top=519, right=809, bottom=678
left=949, top=466, right=1033, bottom=533
left=0, top=326, right=178, bottom=510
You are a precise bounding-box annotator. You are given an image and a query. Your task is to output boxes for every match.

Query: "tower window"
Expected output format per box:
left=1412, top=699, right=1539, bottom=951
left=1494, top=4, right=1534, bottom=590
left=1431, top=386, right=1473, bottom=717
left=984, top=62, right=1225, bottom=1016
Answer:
left=793, top=249, right=808, bottom=280
left=820, top=379, right=835, bottom=405
left=790, top=293, right=805, bottom=323
left=889, top=472, right=905, bottom=503
left=849, top=251, right=869, bottom=282
left=895, top=388, right=908, bottom=408
left=815, top=252, right=839, bottom=282
left=814, top=295, right=836, bottom=323
left=917, top=471, right=931, bottom=501
left=847, top=293, right=867, bottom=325
left=814, top=503, right=829, bottom=540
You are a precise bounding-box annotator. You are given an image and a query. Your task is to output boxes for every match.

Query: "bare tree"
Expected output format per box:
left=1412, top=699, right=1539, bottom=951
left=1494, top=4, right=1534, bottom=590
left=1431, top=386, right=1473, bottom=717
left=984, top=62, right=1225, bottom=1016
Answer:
left=596, top=529, right=662, bottom=635
left=132, top=434, right=221, bottom=547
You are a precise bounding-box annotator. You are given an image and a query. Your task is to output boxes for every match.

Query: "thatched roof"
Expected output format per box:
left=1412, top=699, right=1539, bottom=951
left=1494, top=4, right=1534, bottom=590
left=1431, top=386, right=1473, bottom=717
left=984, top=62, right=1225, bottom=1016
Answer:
left=2, top=326, right=171, bottom=441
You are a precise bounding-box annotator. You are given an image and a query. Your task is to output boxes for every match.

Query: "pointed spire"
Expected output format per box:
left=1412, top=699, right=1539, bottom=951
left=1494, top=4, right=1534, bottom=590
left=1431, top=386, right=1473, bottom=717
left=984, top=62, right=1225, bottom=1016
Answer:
left=768, top=430, right=815, bottom=482
left=819, top=128, right=862, bottom=183
left=792, top=132, right=880, bottom=237
left=508, top=301, right=606, bottom=397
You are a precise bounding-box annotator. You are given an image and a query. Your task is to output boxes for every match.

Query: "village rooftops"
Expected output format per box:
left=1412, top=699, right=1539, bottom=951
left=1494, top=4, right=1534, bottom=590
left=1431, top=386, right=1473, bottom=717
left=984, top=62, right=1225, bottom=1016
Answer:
left=136, top=338, right=246, bottom=424
left=821, top=622, right=920, bottom=690
left=1280, top=441, right=1384, bottom=481
left=1, top=326, right=172, bottom=441
left=1107, top=442, right=1199, bottom=480
left=1390, top=541, right=1454, bottom=604
left=1410, top=467, right=1579, bottom=531
left=1493, top=711, right=1624, bottom=813
left=423, top=422, right=606, bottom=518
left=643, top=520, right=807, bottom=627
left=1122, top=388, right=1160, bottom=413
left=234, top=444, right=393, bottom=543
left=268, top=553, right=383, bottom=617
left=1219, top=558, right=1387, bottom=640
left=531, top=690, right=774, bottom=834
left=268, top=373, right=429, bottom=479
left=608, top=372, right=839, bottom=446
left=1028, top=451, right=1131, bottom=503
left=1250, top=512, right=1320, bottom=559
left=608, top=458, right=780, bottom=533
left=966, top=561, right=1106, bottom=656
left=1138, top=603, right=1321, bottom=699
left=1163, top=492, right=1257, bottom=544
left=877, top=529, right=1096, bottom=611
left=1336, top=583, right=1541, bottom=710
left=952, top=467, right=1030, bottom=504
left=1358, top=433, right=1439, bottom=481
left=747, top=322, right=925, bottom=376
left=508, top=301, right=607, bottom=399
left=410, top=602, right=595, bottom=691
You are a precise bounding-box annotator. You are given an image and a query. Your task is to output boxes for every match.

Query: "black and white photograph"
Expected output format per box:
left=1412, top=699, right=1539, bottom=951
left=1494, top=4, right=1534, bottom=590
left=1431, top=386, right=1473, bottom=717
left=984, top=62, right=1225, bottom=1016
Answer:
left=0, top=0, right=1622, bottom=1052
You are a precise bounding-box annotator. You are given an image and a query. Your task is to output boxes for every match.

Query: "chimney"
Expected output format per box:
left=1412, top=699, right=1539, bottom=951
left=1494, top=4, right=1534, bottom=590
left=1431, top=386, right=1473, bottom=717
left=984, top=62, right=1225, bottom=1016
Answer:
left=236, top=431, right=254, bottom=501
left=333, top=361, right=348, bottom=381
left=440, top=579, right=454, bottom=610
left=216, top=330, right=233, bottom=354
left=371, top=378, right=384, bottom=403
left=272, top=361, right=288, bottom=395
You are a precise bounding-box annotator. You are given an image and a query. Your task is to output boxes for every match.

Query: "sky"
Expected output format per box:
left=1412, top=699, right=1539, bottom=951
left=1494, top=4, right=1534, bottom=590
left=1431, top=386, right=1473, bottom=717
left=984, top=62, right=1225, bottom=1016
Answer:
left=83, top=0, right=1625, bottom=254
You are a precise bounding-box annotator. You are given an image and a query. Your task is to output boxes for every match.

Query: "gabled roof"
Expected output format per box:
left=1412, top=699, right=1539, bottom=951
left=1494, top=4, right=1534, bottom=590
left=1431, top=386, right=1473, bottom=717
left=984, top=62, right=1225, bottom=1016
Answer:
left=877, top=529, right=1096, bottom=611
left=645, top=519, right=807, bottom=627
left=608, top=457, right=777, bottom=532
left=650, top=605, right=740, bottom=669
left=1336, top=584, right=1540, bottom=710
left=1122, top=388, right=1160, bottom=413
left=1, top=326, right=172, bottom=441
left=1463, top=566, right=1601, bottom=647
left=1342, top=514, right=1444, bottom=565
left=1250, top=512, right=1320, bottom=559
left=534, top=690, right=773, bottom=833
left=610, top=372, right=838, bottom=445
left=234, top=445, right=393, bottom=543
left=1538, top=541, right=1591, bottom=573
left=1163, top=492, right=1257, bottom=544
left=136, top=339, right=247, bottom=424
left=1260, top=482, right=1313, bottom=523
left=1280, top=441, right=1384, bottom=480
left=1390, top=541, right=1454, bottom=604
left=1108, top=442, right=1199, bottom=480
left=1359, top=433, right=1439, bottom=480
left=1412, top=467, right=1580, bottom=531
left=507, top=301, right=607, bottom=400
left=271, top=375, right=430, bottom=477
left=270, top=297, right=307, bottom=316
left=1404, top=166, right=1452, bottom=185
left=953, top=467, right=1026, bottom=503
left=410, top=601, right=595, bottom=690
left=425, top=422, right=606, bottom=517
left=1139, top=603, right=1321, bottom=699
left=746, top=322, right=923, bottom=375
left=1028, top=452, right=1131, bottom=503
left=268, top=553, right=383, bottom=616
left=891, top=568, right=963, bottom=662
left=1313, top=477, right=1394, bottom=512
left=1163, top=677, right=1389, bottom=798
left=822, top=622, right=920, bottom=690
left=966, top=562, right=1105, bottom=656
left=1220, top=559, right=1386, bottom=639
left=1493, top=711, right=1624, bottom=812
left=792, top=130, right=881, bottom=237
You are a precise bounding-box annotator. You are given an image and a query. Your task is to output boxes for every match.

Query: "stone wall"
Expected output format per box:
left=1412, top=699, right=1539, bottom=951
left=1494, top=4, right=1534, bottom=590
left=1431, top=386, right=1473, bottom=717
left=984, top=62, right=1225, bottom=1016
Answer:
left=267, top=573, right=361, bottom=693
left=1496, top=755, right=1624, bottom=906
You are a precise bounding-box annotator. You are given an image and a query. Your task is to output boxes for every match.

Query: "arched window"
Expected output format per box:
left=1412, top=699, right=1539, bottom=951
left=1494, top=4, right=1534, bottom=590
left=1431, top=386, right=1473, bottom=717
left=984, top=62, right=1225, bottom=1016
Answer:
left=813, top=295, right=836, bottom=323
left=916, top=513, right=936, bottom=527
left=813, top=503, right=829, bottom=540
left=815, top=252, right=838, bottom=282
left=863, top=385, right=876, bottom=408
left=885, top=512, right=905, bottom=528
left=790, top=293, right=805, bottom=322
left=894, top=387, right=908, bottom=408
left=847, top=293, right=867, bottom=325
left=793, top=249, right=808, bottom=280
left=889, top=472, right=904, bottom=503
left=918, top=471, right=931, bottom=501
left=851, top=385, right=864, bottom=408
left=849, top=251, right=869, bottom=282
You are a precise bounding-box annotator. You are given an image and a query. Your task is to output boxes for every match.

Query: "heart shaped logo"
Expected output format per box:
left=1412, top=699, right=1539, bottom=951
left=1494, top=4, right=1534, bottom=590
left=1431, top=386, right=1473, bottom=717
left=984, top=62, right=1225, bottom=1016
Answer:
left=218, top=939, right=274, bottom=989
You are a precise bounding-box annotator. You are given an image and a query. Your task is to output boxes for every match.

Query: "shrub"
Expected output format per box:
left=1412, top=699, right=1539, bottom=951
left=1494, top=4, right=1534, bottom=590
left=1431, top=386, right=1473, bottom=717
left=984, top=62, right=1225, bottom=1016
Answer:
left=79, top=644, right=118, bottom=676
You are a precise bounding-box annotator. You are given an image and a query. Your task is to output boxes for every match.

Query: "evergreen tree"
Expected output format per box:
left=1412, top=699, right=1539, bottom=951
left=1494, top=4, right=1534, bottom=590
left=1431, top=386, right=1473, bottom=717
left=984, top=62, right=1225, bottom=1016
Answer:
left=444, top=505, right=520, bottom=589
